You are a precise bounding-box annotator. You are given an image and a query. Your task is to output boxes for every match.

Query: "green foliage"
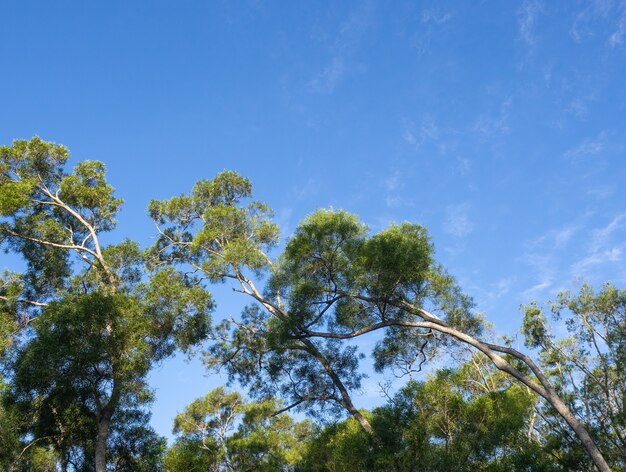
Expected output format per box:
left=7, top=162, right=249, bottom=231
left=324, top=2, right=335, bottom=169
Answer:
left=165, top=438, right=219, bottom=472
left=4, top=291, right=179, bottom=470
left=1, top=137, right=215, bottom=470
left=166, top=387, right=313, bottom=471
left=354, top=222, right=433, bottom=299
left=22, top=447, right=58, bottom=472
left=206, top=304, right=366, bottom=419
left=0, top=137, right=125, bottom=301
left=0, top=378, right=22, bottom=470
left=522, top=302, right=548, bottom=348
left=300, top=361, right=558, bottom=472
left=148, top=170, right=279, bottom=281
left=59, top=161, right=123, bottom=231
left=271, top=208, right=482, bottom=335
left=299, top=413, right=376, bottom=472
left=138, top=267, right=214, bottom=355
left=0, top=179, right=35, bottom=216
left=153, top=176, right=485, bottom=429
left=522, top=283, right=626, bottom=469
left=106, top=410, right=167, bottom=472
left=2, top=233, right=212, bottom=468
left=0, top=271, right=31, bottom=357
left=4, top=152, right=618, bottom=470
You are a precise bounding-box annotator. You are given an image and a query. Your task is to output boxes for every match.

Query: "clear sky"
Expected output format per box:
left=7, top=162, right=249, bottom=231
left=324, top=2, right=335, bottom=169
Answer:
left=2, top=0, right=626, bottom=441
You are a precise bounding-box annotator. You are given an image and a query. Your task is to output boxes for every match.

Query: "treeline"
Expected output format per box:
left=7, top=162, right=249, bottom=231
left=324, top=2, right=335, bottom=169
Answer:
left=0, top=138, right=624, bottom=471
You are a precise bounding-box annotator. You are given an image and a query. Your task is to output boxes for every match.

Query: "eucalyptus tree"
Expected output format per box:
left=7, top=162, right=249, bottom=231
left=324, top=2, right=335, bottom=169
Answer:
left=522, top=283, right=626, bottom=469
left=0, top=137, right=212, bottom=471
left=301, top=359, right=557, bottom=472
left=165, top=387, right=312, bottom=471
left=150, top=172, right=613, bottom=471
left=149, top=173, right=372, bottom=432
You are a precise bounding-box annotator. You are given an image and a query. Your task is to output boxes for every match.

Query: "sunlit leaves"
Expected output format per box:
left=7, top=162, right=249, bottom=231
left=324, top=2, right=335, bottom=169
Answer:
left=59, top=161, right=123, bottom=231
left=148, top=171, right=278, bottom=281
left=0, top=180, right=35, bottom=216
left=167, top=387, right=312, bottom=471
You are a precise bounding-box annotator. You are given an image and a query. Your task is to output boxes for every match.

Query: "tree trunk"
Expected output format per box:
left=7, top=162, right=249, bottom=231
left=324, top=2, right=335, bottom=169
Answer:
left=416, top=320, right=613, bottom=472
left=422, top=320, right=613, bottom=472
left=546, top=393, right=612, bottom=472
left=346, top=402, right=374, bottom=434
left=95, top=408, right=113, bottom=472
left=95, top=381, right=121, bottom=472
left=300, top=311, right=614, bottom=471
left=300, top=338, right=375, bottom=434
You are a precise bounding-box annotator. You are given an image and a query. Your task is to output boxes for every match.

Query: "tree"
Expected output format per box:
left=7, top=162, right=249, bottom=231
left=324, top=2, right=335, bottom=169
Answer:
left=149, top=174, right=374, bottom=432
left=523, top=283, right=626, bottom=469
left=300, top=358, right=558, bottom=472
left=165, top=387, right=312, bottom=471
left=0, top=137, right=212, bottom=471
left=150, top=172, right=613, bottom=471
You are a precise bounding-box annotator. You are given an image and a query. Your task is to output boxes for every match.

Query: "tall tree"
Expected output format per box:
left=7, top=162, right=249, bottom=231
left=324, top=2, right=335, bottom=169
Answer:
left=523, top=283, right=626, bottom=469
left=0, top=137, right=212, bottom=471
left=150, top=172, right=613, bottom=471
left=149, top=173, right=373, bottom=432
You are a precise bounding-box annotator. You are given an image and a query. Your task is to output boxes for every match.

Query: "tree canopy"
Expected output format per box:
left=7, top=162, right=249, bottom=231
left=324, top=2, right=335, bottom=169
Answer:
left=1, top=137, right=624, bottom=471
left=0, top=138, right=212, bottom=471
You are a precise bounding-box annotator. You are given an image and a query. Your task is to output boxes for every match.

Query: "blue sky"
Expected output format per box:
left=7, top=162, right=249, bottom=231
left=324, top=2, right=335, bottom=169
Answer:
left=2, top=0, right=626, bottom=440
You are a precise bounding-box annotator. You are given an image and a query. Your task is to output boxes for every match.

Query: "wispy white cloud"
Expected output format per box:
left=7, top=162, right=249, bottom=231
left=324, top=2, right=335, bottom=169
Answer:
left=410, top=8, right=455, bottom=56
left=562, top=131, right=608, bottom=159
left=382, top=169, right=413, bottom=208
left=518, top=0, right=543, bottom=45
left=522, top=213, right=626, bottom=298
left=468, top=276, right=517, bottom=312
left=521, top=252, right=555, bottom=298
left=570, top=0, right=626, bottom=46
left=384, top=171, right=402, bottom=192
left=385, top=195, right=413, bottom=209
left=521, top=221, right=584, bottom=298
left=473, top=98, right=512, bottom=139
left=590, top=213, right=626, bottom=252
left=569, top=213, right=626, bottom=277
left=402, top=116, right=440, bottom=147
left=494, top=277, right=514, bottom=297
left=421, top=9, right=453, bottom=25
left=308, top=57, right=346, bottom=93
left=572, top=247, right=624, bottom=273
left=275, top=207, right=294, bottom=241
left=455, top=157, right=472, bottom=176
left=292, top=178, right=320, bottom=200
left=532, top=224, right=579, bottom=249
left=608, top=9, right=626, bottom=46
left=444, top=203, right=473, bottom=238
left=586, top=186, right=614, bottom=199
left=570, top=1, right=609, bottom=42
left=308, top=2, right=374, bottom=93
left=566, top=94, right=595, bottom=120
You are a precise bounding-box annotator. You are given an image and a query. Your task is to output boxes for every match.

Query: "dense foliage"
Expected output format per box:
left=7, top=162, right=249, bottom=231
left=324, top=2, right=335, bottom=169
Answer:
left=1, top=138, right=624, bottom=471
left=0, top=138, right=212, bottom=471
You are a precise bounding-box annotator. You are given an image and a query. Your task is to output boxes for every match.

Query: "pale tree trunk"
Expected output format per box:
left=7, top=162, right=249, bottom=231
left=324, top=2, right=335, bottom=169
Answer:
left=415, top=320, right=613, bottom=472
left=95, top=381, right=121, bottom=472
left=95, top=408, right=113, bottom=472
left=301, top=311, right=614, bottom=471
left=545, top=391, right=612, bottom=472
left=248, top=280, right=612, bottom=469
left=300, top=337, right=375, bottom=434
